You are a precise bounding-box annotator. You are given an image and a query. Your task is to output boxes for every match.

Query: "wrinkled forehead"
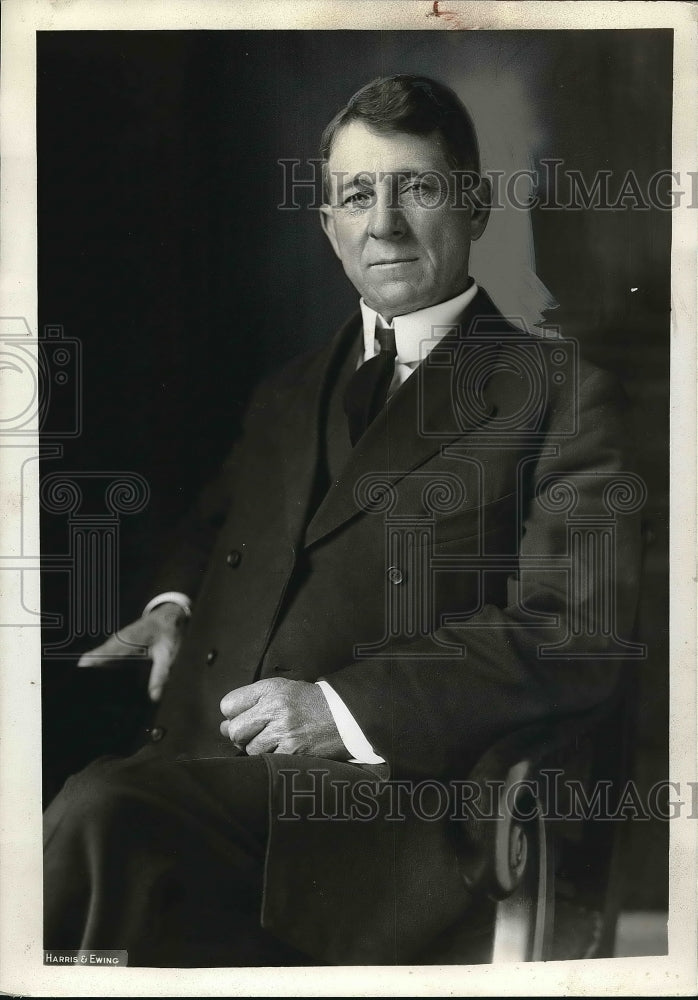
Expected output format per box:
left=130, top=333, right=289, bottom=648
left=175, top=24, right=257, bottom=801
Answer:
left=325, top=120, right=452, bottom=187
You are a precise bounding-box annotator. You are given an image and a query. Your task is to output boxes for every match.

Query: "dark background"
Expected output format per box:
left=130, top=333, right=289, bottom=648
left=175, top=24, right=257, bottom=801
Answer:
left=38, top=30, right=671, bottom=910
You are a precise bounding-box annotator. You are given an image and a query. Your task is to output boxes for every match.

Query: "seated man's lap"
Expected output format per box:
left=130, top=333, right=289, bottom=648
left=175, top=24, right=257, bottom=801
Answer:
left=43, top=749, right=285, bottom=965
left=44, top=748, right=270, bottom=855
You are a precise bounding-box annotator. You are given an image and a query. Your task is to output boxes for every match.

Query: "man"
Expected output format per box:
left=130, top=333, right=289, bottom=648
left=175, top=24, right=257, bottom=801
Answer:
left=43, top=75, right=642, bottom=966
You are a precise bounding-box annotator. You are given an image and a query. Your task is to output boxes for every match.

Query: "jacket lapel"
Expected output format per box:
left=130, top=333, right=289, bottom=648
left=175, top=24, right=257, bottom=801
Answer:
left=304, top=288, right=510, bottom=549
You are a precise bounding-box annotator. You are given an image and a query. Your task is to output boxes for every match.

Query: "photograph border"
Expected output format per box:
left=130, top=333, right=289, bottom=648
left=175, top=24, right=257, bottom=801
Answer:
left=1, top=1, right=695, bottom=995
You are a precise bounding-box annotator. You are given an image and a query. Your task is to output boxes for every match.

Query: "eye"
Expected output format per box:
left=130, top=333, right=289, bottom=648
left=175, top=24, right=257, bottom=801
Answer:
left=400, top=178, right=442, bottom=206
left=342, top=190, right=373, bottom=208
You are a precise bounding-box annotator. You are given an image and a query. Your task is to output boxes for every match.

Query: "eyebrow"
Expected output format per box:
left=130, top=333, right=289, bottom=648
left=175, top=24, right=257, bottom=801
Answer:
left=335, top=169, right=422, bottom=195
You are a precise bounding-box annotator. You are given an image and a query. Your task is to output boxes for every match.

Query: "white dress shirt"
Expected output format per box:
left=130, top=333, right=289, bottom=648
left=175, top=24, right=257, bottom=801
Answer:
left=358, top=280, right=479, bottom=392
left=146, top=281, right=479, bottom=764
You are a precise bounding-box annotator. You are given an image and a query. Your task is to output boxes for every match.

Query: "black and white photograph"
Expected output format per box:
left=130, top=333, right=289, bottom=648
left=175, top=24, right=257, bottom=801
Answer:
left=0, top=1, right=696, bottom=995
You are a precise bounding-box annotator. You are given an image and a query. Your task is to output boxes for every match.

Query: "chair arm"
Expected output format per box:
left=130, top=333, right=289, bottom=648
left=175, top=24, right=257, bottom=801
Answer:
left=456, top=701, right=619, bottom=901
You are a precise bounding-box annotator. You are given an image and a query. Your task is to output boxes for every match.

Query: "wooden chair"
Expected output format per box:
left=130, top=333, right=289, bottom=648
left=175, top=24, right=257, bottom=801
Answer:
left=447, top=515, right=653, bottom=965
left=455, top=676, right=637, bottom=962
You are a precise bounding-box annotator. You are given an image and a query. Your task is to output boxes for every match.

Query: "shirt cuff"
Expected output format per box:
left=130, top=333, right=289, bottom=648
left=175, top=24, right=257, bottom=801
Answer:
left=142, top=592, right=192, bottom=618
left=316, top=679, right=386, bottom=765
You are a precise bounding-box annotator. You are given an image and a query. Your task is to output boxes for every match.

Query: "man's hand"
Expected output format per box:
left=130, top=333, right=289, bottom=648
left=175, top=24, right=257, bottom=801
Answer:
left=219, top=678, right=350, bottom=759
left=77, top=602, right=187, bottom=702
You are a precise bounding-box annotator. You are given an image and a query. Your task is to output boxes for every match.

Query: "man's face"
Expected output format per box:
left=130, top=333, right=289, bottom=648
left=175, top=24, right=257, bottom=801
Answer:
left=320, top=120, right=488, bottom=321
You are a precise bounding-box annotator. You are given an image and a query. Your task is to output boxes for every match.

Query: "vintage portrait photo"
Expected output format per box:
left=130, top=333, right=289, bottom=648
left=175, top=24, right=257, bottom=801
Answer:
left=0, top=1, right=696, bottom=996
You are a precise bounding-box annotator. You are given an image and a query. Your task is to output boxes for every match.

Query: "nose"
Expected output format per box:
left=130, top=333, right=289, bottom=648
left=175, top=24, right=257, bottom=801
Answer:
left=367, top=193, right=407, bottom=241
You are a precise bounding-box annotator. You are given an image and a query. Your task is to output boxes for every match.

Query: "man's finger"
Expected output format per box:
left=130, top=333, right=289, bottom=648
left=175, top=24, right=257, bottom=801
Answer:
left=220, top=682, right=266, bottom=719
left=219, top=719, right=247, bottom=747
left=224, top=707, right=268, bottom=747
left=246, top=731, right=280, bottom=756
left=77, top=632, right=148, bottom=668
left=148, top=637, right=177, bottom=702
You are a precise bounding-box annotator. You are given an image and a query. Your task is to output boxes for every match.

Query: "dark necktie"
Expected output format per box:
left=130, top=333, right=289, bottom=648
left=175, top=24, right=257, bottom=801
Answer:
left=344, top=326, right=397, bottom=446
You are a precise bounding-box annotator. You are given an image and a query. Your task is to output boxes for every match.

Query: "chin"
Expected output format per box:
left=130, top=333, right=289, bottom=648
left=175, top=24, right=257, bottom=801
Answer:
left=367, top=286, right=426, bottom=317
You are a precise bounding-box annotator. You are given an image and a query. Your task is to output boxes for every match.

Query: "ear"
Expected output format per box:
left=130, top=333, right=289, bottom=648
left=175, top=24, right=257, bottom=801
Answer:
left=319, top=204, right=341, bottom=260
left=469, top=175, right=491, bottom=242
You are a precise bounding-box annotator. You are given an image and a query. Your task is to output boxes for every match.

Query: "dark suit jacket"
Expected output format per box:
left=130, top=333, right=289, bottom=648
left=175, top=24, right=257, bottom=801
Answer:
left=147, top=288, right=642, bottom=963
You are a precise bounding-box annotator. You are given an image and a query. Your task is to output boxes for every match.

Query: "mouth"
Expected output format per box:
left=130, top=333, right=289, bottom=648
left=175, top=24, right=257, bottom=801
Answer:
left=369, top=257, right=419, bottom=268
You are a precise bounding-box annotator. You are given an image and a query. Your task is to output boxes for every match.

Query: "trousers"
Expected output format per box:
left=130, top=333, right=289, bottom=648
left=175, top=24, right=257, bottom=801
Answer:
left=43, top=747, right=313, bottom=967
left=44, top=746, right=497, bottom=966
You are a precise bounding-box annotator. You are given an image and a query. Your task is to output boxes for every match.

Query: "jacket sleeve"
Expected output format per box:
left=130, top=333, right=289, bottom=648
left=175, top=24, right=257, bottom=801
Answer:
left=145, top=371, right=281, bottom=605
left=325, top=367, right=644, bottom=779
left=145, top=440, right=243, bottom=604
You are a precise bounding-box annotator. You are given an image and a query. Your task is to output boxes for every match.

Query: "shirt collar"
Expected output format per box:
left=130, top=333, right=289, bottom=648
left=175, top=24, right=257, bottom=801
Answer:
left=359, top=281, right=479, bottom=365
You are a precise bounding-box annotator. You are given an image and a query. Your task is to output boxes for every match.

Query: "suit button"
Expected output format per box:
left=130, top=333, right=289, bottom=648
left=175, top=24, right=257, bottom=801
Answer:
left=148, top=726, right=166, bottom=743
left=226, top=549, right=242, bottom=568
left=387, top=566, right=404, bottom=585
left=206, top=648, right=218, bottom=666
